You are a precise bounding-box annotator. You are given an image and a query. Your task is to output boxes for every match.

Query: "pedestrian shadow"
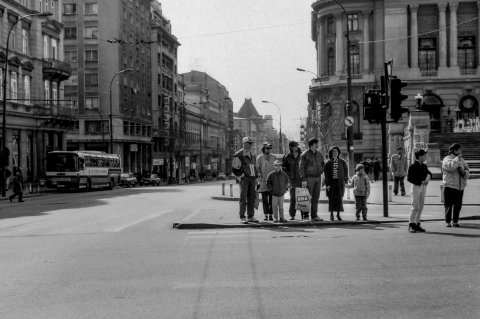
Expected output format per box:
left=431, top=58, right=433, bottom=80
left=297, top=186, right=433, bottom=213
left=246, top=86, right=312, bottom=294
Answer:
left=425, top=229, right=480, bottom=238
left=259, top=222, right=402, bottom=233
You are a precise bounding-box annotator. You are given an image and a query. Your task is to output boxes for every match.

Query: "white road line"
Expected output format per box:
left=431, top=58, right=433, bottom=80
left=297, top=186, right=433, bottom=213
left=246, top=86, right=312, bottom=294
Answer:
left=107, top=209, right=173, bottom=232
left=179, top=208, right=202, bottom=223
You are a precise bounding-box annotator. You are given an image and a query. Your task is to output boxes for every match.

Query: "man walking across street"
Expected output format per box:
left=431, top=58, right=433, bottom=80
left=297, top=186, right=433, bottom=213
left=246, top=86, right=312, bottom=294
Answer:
left=390, top=147, right=408, bottom=196
left=257, top=142, right=276, bottom=221
left=9, top=169, right=24, bottom=203
left=407, top=149, right=432, bottom=233
left=299, top=138, right=325, bottom=221
left=442, top=143, right=469, bottom=227
left=282, top=141, right=302, bottom=220
left=232, top=137, right=260, bottom=224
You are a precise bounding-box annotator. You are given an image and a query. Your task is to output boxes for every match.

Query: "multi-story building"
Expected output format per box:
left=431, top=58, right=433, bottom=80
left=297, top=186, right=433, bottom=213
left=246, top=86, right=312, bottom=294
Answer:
left=309, top=0, right=480, bottom=164
left=150, top=1, right=181, bottom=182
left=181, top=71, right=233, bottom=179
left=0, top=0, right=73, bottom=184
left=63, top=0, right=152, bottom=174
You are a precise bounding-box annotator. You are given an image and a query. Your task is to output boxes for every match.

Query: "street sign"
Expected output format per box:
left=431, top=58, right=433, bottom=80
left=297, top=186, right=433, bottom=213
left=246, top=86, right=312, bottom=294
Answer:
left=344, top=116, right=354, bottom=127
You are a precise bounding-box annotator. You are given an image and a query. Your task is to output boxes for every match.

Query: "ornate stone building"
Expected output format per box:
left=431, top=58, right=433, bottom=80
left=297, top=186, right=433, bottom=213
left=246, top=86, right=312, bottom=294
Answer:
left=309, top=0, right=480, bottom=167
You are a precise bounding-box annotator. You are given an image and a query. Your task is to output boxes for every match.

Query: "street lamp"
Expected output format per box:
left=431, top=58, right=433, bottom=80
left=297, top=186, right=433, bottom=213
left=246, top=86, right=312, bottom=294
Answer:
left=1, top=12, right=52, bottom=197
left=332, top=0, right=354, bottom=175
left=261, top=100, right=283, bottom=153
left=109, top=68, right=133, bottom=153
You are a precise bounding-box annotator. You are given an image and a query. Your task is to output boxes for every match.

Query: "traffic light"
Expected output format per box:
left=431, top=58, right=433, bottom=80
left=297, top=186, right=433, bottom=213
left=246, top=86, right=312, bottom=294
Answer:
left=390, top=78, right=408, bottom=121
left=363, top=91, right=383, bottom=124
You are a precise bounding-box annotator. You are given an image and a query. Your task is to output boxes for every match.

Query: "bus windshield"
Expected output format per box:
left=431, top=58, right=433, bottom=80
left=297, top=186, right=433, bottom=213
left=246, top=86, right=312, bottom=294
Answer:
left=46, top=153, right=78, bottom=172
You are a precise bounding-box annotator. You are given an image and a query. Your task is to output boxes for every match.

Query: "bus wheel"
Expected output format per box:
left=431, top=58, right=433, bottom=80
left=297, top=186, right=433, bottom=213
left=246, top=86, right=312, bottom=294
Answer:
left=108, top=178, right=115, bottom=190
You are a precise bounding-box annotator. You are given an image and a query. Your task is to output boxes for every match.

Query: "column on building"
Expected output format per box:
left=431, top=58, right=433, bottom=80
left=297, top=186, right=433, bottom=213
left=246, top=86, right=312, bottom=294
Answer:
left=335, top=13, right=344, bottom=75
left=438, top=3, right=448, bottom=68
left=478, top=1, right=480, bottom=69
left=317, top=16, right=324, bottom=77
left=449, top=2, right=458, bottom=67
left=362, top=11, right=370, bottom=73
left=410, top=4, right=419, bottom=69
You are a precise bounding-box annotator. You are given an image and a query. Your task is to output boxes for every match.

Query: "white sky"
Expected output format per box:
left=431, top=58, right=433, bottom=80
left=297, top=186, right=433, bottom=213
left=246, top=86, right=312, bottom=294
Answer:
left=159, top=0, right=317, bottom=141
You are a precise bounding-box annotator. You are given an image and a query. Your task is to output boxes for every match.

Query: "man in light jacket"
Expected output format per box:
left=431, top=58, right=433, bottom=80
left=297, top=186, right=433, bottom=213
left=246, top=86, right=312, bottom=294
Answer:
left=442, top=143, right=469, bottom=227
left=389, top=147, right=408, bottom=196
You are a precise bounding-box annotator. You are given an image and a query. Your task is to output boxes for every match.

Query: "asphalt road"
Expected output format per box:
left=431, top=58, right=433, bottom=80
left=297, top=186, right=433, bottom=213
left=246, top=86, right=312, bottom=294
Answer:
left=0, top=182, right=479, bottom=319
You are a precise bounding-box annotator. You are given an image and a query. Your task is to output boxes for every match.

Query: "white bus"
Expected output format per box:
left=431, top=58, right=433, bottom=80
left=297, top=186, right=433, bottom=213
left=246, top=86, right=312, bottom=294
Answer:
left=46, top=151, right=122, bottom=190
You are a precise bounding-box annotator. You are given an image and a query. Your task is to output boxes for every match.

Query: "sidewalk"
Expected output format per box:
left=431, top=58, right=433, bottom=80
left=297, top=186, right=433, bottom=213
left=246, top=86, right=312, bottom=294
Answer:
left=212, top=179, right=480, bottom=206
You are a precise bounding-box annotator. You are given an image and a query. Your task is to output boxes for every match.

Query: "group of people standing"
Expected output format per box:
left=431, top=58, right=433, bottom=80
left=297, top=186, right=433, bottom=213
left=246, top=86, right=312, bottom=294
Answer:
left=232, top=136, right=470, bottom=231
left=232, top=137, right=363, bottom=224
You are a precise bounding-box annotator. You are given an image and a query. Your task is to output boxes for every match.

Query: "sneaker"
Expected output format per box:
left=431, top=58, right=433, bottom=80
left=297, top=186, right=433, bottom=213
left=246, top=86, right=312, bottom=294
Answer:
left=416, top=223, right=425, bottom=232
left=311, top=216, right=324, bottom=222
left=355, top=217, right=360, bottom=221
left=446, top=223, right=452, bottom=227
left=247, top=217, right=260, bottom=223
left=268, top=215, right=274, bottom=221
left=453, top=223, right=461, bottom=227
left=289, top=217, right=295, bottom=221
left=240, top=218, right=248, bottom=224
left=264, top=216, right=268, bottom=221
left=408, top=223, right=417, bottom=233
left=363, top=217, right=368, bottom=221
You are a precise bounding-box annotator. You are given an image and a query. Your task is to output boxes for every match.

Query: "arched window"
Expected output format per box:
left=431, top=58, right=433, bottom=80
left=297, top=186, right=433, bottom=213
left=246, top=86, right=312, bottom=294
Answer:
left=327, top=48, right=335, bottom=76
left=350, top=45, right=360, bottom=74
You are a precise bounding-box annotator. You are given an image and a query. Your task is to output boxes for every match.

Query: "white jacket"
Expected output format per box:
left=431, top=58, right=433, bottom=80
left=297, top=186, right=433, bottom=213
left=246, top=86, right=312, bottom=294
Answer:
left=442, top=154, right=469, bottom=190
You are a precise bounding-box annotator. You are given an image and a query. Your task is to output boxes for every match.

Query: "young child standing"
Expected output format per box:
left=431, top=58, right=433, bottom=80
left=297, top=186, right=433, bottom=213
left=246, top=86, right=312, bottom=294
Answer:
left=348, top=164, right=370, bottom=221
left=267, top=160, right=290, bottom=222
left=407, top=149, right=432, bottom=233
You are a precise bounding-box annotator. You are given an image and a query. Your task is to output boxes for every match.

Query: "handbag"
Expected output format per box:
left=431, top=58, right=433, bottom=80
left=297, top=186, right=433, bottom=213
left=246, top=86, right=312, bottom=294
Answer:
left=254, top=191, right=260, bottom=210
left=295, top=187, right=311, bottom=212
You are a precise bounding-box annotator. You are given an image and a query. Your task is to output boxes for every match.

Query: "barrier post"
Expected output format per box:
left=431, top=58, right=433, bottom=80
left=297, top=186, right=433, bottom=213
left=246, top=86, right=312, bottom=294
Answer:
left=346, top=187, right=350, bottom=200
left=229, top=183, right=233, bottom=197
left=388, top=185, right=393, bottom=202
left=222, top=182, right=225, bottom=196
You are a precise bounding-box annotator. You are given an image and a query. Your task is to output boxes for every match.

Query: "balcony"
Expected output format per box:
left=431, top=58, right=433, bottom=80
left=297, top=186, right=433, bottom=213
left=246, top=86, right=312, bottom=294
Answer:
left=420, top=69, right=437, bottom=77
left=460, top=68, right=477, bottom=76
left=42, top=58, right=72, bottom=81
left=34, top=102, right=78, bottom=119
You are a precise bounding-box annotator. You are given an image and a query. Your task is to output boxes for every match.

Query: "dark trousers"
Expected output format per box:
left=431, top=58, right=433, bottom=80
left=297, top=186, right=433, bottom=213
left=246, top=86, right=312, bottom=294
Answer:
left=444, top=187, right=464, bottom=224
left=239, top=177, right=256, bottom=218
left=289, top=187, right=297, bottom=217
left=393, top=176, right=405, bottom=195
left=260, top=191, right=272, bottom=216
left=9, top=191, right=23, bottom=202
left=306, top=177, right=321, bottom=218
left=355, top=196, right=367, bottom=218
left=374, top=171, right=380, bottom=182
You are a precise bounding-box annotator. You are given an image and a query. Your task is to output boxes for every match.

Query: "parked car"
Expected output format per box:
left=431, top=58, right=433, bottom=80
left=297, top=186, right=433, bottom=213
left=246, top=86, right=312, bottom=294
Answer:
left=217, top=173, right=227, bottom=180
left=140, top=174, right=161, bottom=186
left=120, top=173, right=137, bottom=187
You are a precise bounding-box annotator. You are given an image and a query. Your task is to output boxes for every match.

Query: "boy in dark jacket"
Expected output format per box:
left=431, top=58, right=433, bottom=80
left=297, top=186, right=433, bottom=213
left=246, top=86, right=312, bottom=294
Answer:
left=348, top=164, right=370, bottom=221
left=407, top=149, right=432, bottom=233
left=267, top=160, right=290, bottom=223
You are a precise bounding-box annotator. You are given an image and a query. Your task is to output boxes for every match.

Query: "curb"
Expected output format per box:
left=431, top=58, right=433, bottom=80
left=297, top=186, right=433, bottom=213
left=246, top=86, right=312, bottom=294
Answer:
left=211, top=196, right=480, bottom=207
left=173, top=215, right=480, bottom=230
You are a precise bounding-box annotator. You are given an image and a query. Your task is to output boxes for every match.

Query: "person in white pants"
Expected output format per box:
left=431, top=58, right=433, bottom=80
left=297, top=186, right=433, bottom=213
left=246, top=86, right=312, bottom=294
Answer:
left=406, top=149, right=432, bottom=233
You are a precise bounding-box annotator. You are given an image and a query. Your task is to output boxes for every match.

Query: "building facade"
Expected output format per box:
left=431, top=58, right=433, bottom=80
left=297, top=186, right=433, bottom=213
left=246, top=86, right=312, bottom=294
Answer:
left=63, top=0, right=152, bottom=174
left=0, top=0, right=73, bottom=185
left=309, top=0, right=480, bottom=163
left=150, top=1, right=181, bottom=182
left=181, top=71, right=233, bottom=179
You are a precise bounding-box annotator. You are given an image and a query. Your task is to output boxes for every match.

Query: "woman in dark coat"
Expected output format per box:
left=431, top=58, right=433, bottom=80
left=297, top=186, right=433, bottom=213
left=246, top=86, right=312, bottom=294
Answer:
left=324, top=146, right=349, bottom=221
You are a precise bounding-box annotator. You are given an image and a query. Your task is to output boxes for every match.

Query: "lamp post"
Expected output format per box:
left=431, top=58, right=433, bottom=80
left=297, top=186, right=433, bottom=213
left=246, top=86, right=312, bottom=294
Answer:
left=333, top=0, right=354, bottom=174
left=296, top=67, right=323, bottom=141
left=1, top=12, right=52, bottom=197
left=261, top=100, right=283, bottom=153
left=109, top=68, right=133, bottom=154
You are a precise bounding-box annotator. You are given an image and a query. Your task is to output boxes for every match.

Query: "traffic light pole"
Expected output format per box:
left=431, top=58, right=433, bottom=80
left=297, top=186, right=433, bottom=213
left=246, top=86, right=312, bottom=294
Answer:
left=382, top=63, right=390, bottom=218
